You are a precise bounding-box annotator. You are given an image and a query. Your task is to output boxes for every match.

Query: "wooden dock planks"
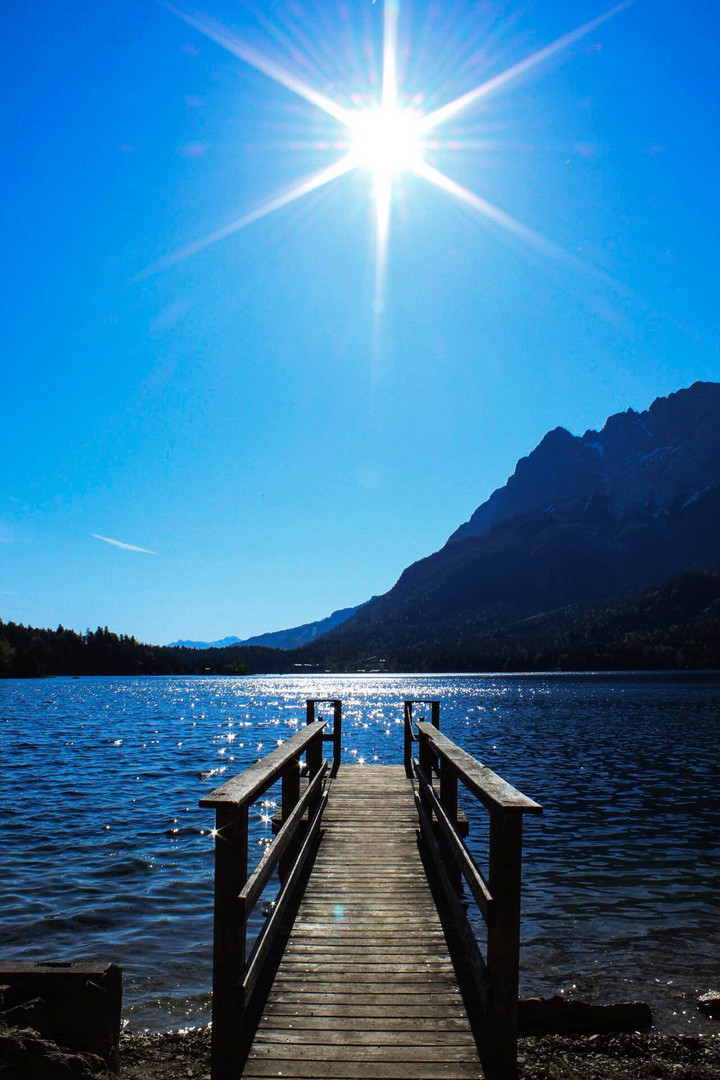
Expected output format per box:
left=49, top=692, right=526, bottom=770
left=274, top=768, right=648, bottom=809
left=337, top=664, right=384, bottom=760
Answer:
left=242, top=765, right=484, bottom=1080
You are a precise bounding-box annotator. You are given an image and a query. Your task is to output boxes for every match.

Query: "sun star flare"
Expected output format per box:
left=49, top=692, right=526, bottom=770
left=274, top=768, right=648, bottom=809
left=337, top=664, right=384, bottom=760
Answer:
left=148, top=0, right=633, bottom=299
left=348, top=105, right=425, bottom=183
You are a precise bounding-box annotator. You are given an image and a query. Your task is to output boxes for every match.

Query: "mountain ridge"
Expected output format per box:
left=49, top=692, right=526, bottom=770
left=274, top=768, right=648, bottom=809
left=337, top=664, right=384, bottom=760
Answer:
left=167, top=601, right=370, bottom=651
left=306, top=381, right=720, bottom=660
left=449, top=381, right=720, bottom=542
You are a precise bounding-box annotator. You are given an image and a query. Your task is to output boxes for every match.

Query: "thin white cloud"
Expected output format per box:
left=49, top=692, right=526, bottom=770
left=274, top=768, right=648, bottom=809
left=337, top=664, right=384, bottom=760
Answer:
left=92, top=533, right=157, bottom=555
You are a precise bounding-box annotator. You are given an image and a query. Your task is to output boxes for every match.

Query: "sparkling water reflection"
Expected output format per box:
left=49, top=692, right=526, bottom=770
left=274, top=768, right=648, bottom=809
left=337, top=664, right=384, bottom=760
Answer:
left=0, top=673, right=718, bottom=1034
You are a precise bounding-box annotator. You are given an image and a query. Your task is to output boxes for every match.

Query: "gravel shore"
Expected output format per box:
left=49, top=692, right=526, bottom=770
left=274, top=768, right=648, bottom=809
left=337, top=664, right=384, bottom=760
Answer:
left=119, top=1029, right=720, bottom=1079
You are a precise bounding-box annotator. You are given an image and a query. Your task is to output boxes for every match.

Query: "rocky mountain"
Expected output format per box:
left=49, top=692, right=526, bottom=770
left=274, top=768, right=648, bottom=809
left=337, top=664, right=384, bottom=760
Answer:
left=308, top=382, right=720, bottom=661
left=450, top=381, right=720, bottom=541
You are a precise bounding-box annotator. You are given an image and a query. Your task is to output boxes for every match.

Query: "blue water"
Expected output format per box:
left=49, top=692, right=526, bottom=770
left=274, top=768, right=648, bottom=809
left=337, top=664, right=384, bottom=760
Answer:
left=0, top=674, right=718, bottom=1035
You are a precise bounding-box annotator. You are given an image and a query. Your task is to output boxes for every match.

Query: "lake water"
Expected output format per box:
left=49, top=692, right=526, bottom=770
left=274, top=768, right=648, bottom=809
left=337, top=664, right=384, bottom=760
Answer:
left=0, top=673, right=718, bottom=1036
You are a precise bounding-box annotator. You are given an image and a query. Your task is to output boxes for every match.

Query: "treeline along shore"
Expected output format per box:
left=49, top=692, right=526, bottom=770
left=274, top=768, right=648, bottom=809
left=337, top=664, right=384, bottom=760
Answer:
left=2, top=568, right=720, bottom=677
left=0, top=622, right=277, bottom=679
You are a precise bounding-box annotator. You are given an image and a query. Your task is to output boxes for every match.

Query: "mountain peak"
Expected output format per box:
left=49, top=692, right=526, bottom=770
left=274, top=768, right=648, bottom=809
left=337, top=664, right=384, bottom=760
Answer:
left=449, top=381, right=720, bottom=543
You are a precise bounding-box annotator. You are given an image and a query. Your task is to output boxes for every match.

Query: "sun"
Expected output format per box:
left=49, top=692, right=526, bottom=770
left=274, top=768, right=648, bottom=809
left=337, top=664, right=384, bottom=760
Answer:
left=146, top=0, right=632, bottom=289
left=348, top=104, right=424, bottom=183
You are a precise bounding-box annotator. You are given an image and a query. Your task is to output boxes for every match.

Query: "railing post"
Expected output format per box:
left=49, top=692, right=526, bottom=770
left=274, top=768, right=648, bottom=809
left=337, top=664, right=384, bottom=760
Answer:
left=306, top=698, right=342, bottom=774
left=418, top=730, right=434, bottom=816
left=279, top=756, right=301, bottom=880
left=331, top=700, right=342, bottom=774
left=306, top=728, right=323, bottom=812
left=406, top=700, right=440, bottom=779
left=439, top=759, right=461, bottom=891
left=403, top=701, right=413, bottom=777
left=486, top=809, right=524, bottom=1079
left=210, top=803, right=248, bottom=1080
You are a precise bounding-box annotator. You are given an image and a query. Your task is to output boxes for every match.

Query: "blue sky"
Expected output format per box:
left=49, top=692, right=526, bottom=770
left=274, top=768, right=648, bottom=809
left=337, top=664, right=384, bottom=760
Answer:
left=2, top=0, right=718, bottom=645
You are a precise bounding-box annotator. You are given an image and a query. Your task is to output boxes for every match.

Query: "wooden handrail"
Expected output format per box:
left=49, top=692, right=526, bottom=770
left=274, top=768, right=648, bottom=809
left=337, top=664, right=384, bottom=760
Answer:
left=200, top=720, right=326, bottom=809
left=201, top=715, right=328, bottom=1080
left=242, top=791, right=327, bottom=1005
left=413, top=713, right=542, bottom=1080
left=306, top=698, right=342, bottom=774
left=414, top=790, right=489, bottom=999
left=414, top=759, right=494, bottom=922
left=239, top=762, right=328, bottom=913
left=403, top=699, right=439, bottom=777
left=415, top=721, right=542, bottom=814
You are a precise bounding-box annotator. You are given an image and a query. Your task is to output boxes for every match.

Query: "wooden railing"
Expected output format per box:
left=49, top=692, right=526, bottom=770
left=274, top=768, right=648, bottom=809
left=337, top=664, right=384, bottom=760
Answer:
left=403, top=697, right=439, bottom=776
left=411, top=708, right=542, bottom=1079
left=306, top=697, right=342, bottom=775
left=200, top=707, right=340, bottom=1080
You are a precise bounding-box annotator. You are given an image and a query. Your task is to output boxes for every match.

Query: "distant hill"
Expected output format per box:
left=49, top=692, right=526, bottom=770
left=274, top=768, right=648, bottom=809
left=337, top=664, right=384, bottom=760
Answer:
left=167, top=602, right=369, bottom=651
left=241, top=602, right=373, bottom=649
left=306, top=382, right=720, bottom=662
left=169, top=635, right=244, bottom=649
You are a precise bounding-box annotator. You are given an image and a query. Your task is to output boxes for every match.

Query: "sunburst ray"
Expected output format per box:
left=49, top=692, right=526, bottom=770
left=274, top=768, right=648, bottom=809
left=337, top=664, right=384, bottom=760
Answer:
left=420, top=0, right=634, bottom=134
left=372, top=0, right=401, bottom=316
left=412, top=158, right=569, bottom=261
left=161, top=2, right=352, bottom=126
left=137, top=156, right=354, bottom=278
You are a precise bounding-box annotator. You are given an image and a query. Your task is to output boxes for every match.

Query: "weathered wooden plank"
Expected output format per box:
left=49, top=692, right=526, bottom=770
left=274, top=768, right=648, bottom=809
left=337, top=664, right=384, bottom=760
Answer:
left=269, top=978, right=462, bottom=992
left=271, top=976, right=460, bottom=989
left=253, top=1031, right=476, bottom=1048
left=247, top=1043, right=481, bottom=1061
left=256, top=1015, right=472, bottom=1032
left=266, top=992, right=464, bottom=1007
left=262, top=1002, right=470, bottom=1019
left=285, top=928, right=449, bottom=938
left=279, top=955, right=455, bottom=967
left=242, top=1062, right=483, bottom=1079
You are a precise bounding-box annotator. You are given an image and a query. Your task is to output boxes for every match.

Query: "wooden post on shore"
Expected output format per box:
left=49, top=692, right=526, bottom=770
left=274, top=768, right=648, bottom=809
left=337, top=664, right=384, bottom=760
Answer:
left=210, top=804, right=248, bottom=1080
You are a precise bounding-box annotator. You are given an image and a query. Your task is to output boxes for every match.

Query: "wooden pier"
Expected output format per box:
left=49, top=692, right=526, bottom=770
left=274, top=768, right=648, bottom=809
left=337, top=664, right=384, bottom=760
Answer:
left=201, top=700, right=542, bottom=1080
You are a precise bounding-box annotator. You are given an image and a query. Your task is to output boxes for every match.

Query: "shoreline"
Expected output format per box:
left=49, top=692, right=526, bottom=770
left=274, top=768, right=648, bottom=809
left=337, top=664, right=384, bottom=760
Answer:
left=119, top=1028, right=720, bottom=1080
